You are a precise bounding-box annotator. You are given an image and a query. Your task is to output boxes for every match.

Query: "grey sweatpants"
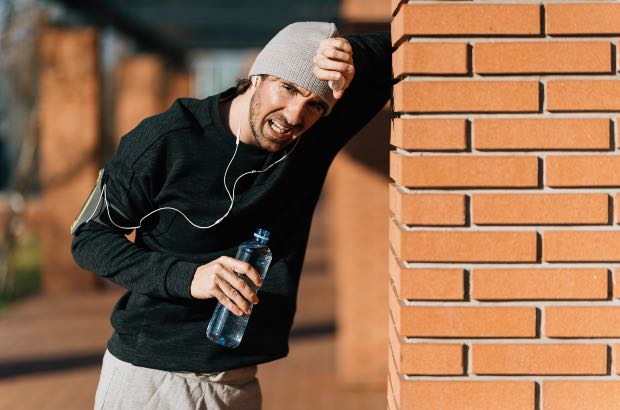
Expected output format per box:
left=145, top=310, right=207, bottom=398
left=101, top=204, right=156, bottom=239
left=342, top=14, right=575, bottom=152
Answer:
left=94, top=350, right=262, bottom=410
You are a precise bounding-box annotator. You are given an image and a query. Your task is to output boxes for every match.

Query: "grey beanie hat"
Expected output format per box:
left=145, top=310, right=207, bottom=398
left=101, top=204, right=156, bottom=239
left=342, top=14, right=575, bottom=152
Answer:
left=249, top=22, right=340, bottom=116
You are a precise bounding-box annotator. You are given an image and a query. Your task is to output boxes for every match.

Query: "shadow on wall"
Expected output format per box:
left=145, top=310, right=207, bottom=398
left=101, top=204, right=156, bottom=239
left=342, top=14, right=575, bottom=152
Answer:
left=342, top=107, right=391, bottom=178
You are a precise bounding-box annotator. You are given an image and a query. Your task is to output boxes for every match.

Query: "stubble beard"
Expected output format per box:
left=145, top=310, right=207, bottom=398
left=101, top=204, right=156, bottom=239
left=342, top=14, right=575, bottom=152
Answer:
left=248, top=87, right=289, bottom=153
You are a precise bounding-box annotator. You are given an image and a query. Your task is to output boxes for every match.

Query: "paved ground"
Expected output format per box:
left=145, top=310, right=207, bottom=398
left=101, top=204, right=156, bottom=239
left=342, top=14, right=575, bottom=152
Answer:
left=0, top=205, right=386, bottom=409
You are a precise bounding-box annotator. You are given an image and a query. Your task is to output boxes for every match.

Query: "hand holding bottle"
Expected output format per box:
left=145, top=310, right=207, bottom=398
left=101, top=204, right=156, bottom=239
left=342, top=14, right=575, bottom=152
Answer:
left=191, top=256, right=263, bottom=316
left=206, top=228, right=273, bottom=348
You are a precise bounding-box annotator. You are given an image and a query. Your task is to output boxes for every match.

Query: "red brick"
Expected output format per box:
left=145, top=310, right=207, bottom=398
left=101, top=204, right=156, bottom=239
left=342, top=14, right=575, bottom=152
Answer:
left=392, top=0, right=473, bottom=16
left=391, top=0, right=403, bottom=17
left=475, top=42, right=612, bottom=74
left=547, top=3, right=620, bottom=36
left=546, top=306, right=620, bottom=337
left=472, top=193, right=609, bottom=225
left=472, top=268, right=608, bottom=301
left=473, top=344, right=607, bottom=375
left=544, top=231, right=620, bottom=262
left=393, top=42, right=469, bottom=77
left=398, top=381, right=535, bottom=410
left=393, top=81, right=540, bottom=113
left=402, top=344, right=464, bottom=375
left=474, top=118, right=611, bottom=151
left=547, top=80, right=620, bottom=112
left=390, top=221, right=538, bottom=263
left=389, top=185, right=466, bottom=226
left=615, top=345, right=620, bottom=374
left=391, top=118, right=468, bottom=151
left=614, top=268, right=620, bottom=299
left=398, top=306, right=537, bottom=338
left=392, top=4, right=541, bottom=44
left=389, top=321, right=464, bottom=375
left=615, top=194, right=620, bottom=225
left=547, top=156, right=620, bottom=187
left=544, top=381, right=620, bottom=410
left=390, top=152, right=539, bottom=188
left=389, top=253, right=465, bottom=300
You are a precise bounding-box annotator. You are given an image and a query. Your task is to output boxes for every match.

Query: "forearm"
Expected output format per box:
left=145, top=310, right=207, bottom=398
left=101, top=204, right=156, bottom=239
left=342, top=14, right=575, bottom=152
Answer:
left=313, top=31, right=392, bottom=150
left=72, top=222, right=199, bottom=300
left=346, top=31, right=392, bottom=87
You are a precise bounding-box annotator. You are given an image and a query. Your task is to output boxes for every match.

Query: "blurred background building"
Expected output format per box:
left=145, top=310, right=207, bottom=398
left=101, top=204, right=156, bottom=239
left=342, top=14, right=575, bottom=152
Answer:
left=0, top=0, right=390, bottom=409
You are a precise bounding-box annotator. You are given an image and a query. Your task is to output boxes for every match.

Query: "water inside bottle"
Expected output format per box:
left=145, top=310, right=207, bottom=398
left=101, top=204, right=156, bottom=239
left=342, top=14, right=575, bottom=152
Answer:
left=206, top=239, right=272, bottom=348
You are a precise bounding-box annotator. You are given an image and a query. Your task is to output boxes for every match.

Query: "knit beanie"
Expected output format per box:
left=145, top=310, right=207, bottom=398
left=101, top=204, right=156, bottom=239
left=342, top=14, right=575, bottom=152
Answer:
left=249, top=22, right=340, bottom=116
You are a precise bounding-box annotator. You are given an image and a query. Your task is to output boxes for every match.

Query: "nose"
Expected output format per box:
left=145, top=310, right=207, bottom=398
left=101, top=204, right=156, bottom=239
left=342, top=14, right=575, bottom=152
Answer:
left=283, top=101, right=305, bottom=128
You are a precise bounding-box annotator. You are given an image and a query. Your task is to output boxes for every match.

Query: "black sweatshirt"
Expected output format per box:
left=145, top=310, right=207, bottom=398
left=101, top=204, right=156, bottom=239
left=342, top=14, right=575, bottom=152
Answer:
left=71, top=32, right=392, bottom=372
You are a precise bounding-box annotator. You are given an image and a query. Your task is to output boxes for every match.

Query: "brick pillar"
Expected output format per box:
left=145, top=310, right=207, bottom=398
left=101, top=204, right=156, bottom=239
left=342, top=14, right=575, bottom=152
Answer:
left=39, top=27, right=100, bottom=293
left=115, top=55, right=166, bottom=141
left=389, top=2, right=620, bottom=409
left=165, top=70, right=192, bottom=108
left=326, top=109, right=391, bottom=388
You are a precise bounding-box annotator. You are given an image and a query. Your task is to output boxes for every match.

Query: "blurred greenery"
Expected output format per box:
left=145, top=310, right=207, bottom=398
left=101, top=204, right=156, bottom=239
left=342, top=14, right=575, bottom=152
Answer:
left=0, top=235, right=42, bottom=311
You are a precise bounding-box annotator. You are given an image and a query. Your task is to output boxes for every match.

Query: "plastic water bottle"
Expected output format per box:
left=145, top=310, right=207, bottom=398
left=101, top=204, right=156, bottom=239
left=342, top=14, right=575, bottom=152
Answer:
left=206, top=228, right=272, bottom=348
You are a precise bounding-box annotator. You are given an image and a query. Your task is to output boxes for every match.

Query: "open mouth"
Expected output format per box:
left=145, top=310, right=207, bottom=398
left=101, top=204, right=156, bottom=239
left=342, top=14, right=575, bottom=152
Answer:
left=268, top=119, right=293, bottom=137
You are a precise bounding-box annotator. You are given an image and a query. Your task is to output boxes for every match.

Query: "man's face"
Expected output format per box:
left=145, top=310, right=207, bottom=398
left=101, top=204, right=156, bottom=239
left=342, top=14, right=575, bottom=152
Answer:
left=248, top=75, right=327, bottom=152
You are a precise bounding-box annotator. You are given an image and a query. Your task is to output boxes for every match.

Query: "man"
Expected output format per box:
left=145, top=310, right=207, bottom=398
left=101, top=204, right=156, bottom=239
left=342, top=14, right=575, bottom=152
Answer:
left=72, top=22, right=391, bottom=409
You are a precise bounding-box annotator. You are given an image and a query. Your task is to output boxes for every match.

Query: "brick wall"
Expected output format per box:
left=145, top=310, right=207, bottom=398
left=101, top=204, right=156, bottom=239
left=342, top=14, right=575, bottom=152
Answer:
left=389, top=2, right=620, bottom=409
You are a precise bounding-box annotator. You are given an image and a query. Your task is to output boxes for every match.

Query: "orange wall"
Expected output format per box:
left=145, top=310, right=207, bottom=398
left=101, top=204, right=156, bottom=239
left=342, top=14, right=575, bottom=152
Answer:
left=389, top=2, right=620, bottom=409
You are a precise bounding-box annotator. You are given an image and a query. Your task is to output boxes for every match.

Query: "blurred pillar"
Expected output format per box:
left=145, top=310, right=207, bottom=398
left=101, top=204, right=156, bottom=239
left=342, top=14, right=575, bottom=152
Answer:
left=116, top=57, right=193, bottom=141
left=326, top=108, right=391, bottom=387
left=165, top=70, right=192, bottom=108
left=39, top=26, right=101, bottom=293
left=332, top=0, right=391, bottom=389
left=115, top=55, right=166, bottom=142
left=340, top=0, right=392, bottom=23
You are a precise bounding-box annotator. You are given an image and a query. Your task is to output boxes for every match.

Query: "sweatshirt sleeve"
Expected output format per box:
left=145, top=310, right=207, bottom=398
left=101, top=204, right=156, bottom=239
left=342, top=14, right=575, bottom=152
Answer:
left=71, top=132, right=200, bottom=300
left=310, top=31, right=393, bottom=152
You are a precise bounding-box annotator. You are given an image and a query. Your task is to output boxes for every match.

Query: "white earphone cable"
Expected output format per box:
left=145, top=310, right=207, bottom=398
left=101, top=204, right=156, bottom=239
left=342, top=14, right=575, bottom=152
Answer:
left=86, top=120, right=300, bottom=231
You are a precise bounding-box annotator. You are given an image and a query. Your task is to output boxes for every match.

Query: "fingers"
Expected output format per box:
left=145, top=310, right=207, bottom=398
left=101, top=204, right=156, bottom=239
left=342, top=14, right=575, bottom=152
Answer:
left=212, top=288, right=245, bottom=317
left=332, top=89, right=345, bottom=100
left=190, top=256, right=264, bottom=317
left=220, top=266, right=259, bottom=301
left=315, top=47, right=352, bottom=64
left=220, top=256, right=263, bottom=288
left=217, top=274, right=254, bottom=316
left=319, top=37, right=353, bottom=54
left=313, top=67, right=344, bottom=82
left=314, top=37, right=355, bottom=98
left=313, top=54, right=354, bottom=75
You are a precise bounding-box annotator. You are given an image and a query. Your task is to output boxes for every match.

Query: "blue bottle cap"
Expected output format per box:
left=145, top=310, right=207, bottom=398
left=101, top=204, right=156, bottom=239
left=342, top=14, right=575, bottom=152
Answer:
left=254, top=228, right=270, bottom=241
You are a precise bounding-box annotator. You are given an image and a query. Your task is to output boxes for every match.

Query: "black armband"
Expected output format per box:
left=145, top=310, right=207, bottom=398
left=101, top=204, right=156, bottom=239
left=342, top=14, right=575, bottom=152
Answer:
left=70, top=168, right=106, bottom=235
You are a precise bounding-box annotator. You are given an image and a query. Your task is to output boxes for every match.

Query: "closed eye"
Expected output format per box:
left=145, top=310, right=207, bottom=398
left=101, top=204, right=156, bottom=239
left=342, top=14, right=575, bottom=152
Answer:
left=310, top=101, right=325, bottom=114
left=282, top=84, right=296, bottom=94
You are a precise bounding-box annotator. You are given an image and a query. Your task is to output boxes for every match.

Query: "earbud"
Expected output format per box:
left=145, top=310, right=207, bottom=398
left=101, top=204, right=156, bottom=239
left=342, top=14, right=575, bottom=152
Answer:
left=252, top=76, right=258, bottom=87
